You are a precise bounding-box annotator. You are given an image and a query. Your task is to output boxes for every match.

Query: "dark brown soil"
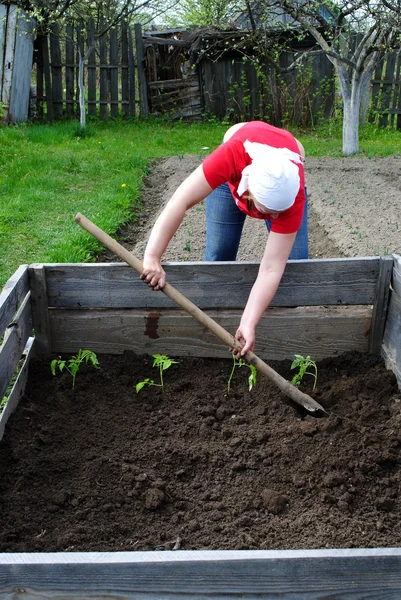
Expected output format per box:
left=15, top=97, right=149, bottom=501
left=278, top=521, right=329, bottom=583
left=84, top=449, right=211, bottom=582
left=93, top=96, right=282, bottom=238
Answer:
left=0, top=350, right=400, bottom=553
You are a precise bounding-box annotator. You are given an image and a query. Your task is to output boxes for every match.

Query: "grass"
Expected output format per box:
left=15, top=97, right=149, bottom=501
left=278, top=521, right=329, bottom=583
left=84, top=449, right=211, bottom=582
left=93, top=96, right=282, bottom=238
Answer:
left=0, top=117, right=400, bottom=289
left=296, top=120, right=401, bottom=157
left=0, top=118, right=225, bottom=288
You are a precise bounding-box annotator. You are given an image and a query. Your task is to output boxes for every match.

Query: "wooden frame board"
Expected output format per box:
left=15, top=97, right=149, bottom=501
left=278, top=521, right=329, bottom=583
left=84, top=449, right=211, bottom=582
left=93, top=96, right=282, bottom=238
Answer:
left=382, top=254, right=401, bottom=387
left=41, top=257, right=381, bottom=309
left=49, top=305, right=372, bottom=360
left=1, top=548, right=401, bottom=598
left=0, top=256, right=400, bottom=592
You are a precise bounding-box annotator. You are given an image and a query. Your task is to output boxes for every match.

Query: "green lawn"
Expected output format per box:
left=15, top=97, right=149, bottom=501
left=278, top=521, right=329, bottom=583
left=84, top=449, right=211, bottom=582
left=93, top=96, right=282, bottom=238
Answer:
left=0, top=118, right=400, bottom=289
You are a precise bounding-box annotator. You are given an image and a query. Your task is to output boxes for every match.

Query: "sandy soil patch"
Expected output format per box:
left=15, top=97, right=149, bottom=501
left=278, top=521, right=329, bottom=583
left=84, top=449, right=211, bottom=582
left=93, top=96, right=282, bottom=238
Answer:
left=109, top=154, right=401, bottom=264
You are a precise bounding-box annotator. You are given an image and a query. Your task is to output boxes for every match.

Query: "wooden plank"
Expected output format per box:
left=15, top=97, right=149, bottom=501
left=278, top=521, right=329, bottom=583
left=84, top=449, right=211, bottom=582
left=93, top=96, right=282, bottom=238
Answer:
left=135, top=23, right=148, bottom=117
left=110, top=26, right=119, bottom=118
left=372, top=59, right=384, bottom=118
left=151, top=88, right=200, bottom=109
left=148, top=78, right=199, bottom=90
left=0, top=337, right=35, bottom=442
left=0, top=265, right=29, bottom=338
left=65, top=23, right=75, bottom=118
left=396, top=53, right=401, bottom=129
left=0, top=293, right=32, bottom=401
left=49, top=305, right=371, bottom=360
left=369, top=255, right=393, bottom=354
left=99, top=24, right=108, bottom=119
left=41, top=34, right=54, bottom=121
left=0, top=4, right=7, bottom=101
left=1, top=3, right=17, bottom=120
left=8, top=7, right=34, bottom=123
left=49, top=23, right=63, bottom=119
left=144, top=35, right=187, bottom=47
left=128, top=28, right=136, bottom=116
left=75, top=23, right=84, bottom=115
left=392, top=254, right=401, bottom=296
left=29, top=265, right=52, bottom=358
left=382, top=288, right=401, bottom=390
left=87, top=17, right=97, bottom=116
left=36, top=33, right=44, bottom=118
left=2, top=548, right=401, bottom=598
left=43, top=258, right=380, bottom=310
left=121, top=20, right=129, bottom=117
left=379, top=52, right=398, bottom=127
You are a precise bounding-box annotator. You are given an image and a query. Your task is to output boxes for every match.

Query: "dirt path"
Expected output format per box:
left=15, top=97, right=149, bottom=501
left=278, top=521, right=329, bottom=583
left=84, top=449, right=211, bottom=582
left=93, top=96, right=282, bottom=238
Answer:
left=100, top=154, right=401, bottom=264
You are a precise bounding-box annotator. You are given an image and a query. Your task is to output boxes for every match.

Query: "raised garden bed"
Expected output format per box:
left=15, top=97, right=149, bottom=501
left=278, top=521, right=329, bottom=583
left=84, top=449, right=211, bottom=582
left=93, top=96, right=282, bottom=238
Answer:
left=0, top=256, right=401, bottom=597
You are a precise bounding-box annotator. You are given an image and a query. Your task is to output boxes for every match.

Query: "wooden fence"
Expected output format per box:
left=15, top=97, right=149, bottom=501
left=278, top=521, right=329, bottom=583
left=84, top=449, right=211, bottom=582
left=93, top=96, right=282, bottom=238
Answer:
left=31, top=22, right=401, bottom=127
left=371, top=50, right=401, bottom=128
left=34, top=19, right=143, bottom=120
left=198, top=49, right=334, bottom=127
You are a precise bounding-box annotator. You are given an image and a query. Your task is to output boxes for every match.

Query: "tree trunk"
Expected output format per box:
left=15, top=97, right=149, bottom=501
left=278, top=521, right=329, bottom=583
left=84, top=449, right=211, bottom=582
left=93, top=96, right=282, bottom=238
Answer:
left=342, top=94, right=360, bottom=156
left=337, top=65, right=362, bottom=156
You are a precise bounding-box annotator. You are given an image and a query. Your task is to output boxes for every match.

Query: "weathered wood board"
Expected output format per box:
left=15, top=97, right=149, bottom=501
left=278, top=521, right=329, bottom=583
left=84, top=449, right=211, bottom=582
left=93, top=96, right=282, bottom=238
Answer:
left=2, top=548, right=401, bottom=598
left=41, top=257, right=381, bottom=309
left=382, top=254, right=401, bottom=387
left=49, top=306, right=372, bottom=360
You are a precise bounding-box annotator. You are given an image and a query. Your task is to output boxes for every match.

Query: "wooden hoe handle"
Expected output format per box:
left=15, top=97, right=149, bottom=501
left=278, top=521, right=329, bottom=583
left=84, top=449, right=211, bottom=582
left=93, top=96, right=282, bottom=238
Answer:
left=75, top=213, right=326, bottom=415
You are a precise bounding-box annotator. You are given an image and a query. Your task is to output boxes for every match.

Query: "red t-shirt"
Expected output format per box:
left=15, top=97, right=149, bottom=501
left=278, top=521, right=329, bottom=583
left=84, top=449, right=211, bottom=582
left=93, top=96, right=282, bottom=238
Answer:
left=202, top=121, right=305, bottom=234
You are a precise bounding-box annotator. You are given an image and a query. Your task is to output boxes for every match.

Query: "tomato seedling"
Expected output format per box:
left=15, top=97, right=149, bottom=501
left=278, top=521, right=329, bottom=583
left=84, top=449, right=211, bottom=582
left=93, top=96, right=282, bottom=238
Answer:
left=136, top=354, right=179, bottom=393
left=51, top=349, right=100, bottom=390
left=227, top=356, right=257, bottom=392
left=290, top=354, right=318, bottom=390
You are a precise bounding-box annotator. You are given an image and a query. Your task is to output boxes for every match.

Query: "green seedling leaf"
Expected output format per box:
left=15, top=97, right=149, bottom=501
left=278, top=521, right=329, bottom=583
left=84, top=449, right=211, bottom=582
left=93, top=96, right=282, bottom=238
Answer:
left=290, top=354, right=318, bottom=390
left=136, top=354, right=180, bottom=393
left=228, top=356, right=257, bottom=393
left=248, top=365, right=257, bottom=392
left=135, top=379, right=154, bottom=393
left=50, top=349, right=100, bottom=390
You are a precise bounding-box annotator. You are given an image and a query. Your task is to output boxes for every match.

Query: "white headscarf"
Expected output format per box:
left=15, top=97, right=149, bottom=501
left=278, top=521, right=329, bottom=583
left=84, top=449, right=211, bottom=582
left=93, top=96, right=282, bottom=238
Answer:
left=237, top=140, right=302, bottom=211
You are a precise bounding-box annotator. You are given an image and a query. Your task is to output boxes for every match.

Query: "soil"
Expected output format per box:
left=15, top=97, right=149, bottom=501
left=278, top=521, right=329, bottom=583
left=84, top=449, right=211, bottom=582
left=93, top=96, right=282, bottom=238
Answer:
left=0, top=351, right=400, bottom=552
left=1, top=154, right=401, bottom=553
left=97, top=154, right=401, bottom=264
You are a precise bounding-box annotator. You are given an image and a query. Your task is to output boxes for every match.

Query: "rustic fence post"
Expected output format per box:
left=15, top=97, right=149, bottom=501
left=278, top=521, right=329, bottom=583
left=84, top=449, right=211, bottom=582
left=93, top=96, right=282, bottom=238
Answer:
left=0, top=3, right=35, bottom=123
left=121, top=20, right=129, bottom=118
left=128, top=28, right=136, bottom=116
left=110, top=26, right=119, bottom=117
left=87, top=17, right=96, bottom=117
left=379, top=51, right=398, bottom=128
left=50, top=23, right=63, bottom=119
left=75, top=22, right=84, bottom=118
left=65, top=23, right=75, bottom=118
left=134, top=23, right=148, bottom=117
left=99, top=20, right=108, bottom=119
left=41, top=35, right=54, bottom=121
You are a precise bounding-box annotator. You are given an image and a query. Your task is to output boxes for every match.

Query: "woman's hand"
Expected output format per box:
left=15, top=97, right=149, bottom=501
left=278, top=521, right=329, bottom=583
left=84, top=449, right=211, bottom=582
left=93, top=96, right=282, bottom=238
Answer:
left=232, top=322, right=256, bottom=357
left=141, top=256, right=166, bottom=291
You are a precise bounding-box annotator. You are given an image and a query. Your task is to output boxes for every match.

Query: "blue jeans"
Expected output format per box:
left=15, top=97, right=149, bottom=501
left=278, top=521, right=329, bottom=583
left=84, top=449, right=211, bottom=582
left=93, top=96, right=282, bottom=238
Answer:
left=204, top=182, right=308, bottom=261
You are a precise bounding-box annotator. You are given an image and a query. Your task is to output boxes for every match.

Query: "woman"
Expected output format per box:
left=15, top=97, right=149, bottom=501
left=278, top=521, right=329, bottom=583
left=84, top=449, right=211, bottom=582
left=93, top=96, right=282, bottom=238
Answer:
left=141, top=120, right=307, bottom=357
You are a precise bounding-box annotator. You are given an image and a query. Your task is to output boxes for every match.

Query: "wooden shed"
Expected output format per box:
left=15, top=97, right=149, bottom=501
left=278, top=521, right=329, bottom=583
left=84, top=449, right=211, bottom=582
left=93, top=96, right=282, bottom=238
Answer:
left=142, top=26, right=334, bottom=125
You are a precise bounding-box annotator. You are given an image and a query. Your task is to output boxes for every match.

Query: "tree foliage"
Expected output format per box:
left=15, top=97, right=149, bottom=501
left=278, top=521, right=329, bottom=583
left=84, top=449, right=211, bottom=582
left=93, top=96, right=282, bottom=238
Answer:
left=170, top=0, right=401, bottom=154
left=16, top=0, right=180, bottom=32
left=165, top=0, right=240, bottom=28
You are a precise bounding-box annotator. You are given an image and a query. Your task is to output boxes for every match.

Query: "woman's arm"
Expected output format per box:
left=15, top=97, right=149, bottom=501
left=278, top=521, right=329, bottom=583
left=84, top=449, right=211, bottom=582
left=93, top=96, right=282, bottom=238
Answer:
left=234, top=231, right=296, bottom=356
left=141, top=165, right=213, bottom=290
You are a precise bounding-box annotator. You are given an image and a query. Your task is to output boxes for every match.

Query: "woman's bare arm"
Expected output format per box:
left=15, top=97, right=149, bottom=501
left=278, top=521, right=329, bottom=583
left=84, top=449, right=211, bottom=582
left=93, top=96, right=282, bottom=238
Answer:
left=234, top=231, right=296, bottom=355
left=141, top=165, right=213, bottom=290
